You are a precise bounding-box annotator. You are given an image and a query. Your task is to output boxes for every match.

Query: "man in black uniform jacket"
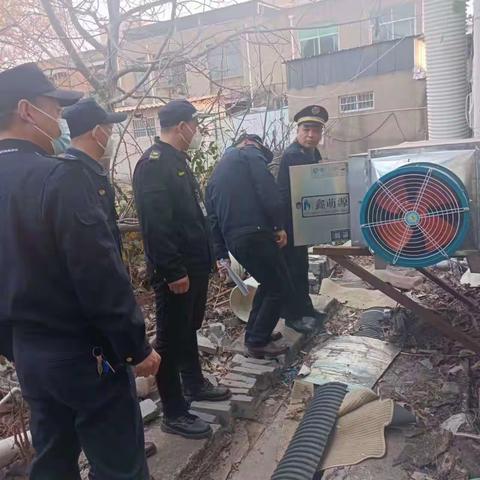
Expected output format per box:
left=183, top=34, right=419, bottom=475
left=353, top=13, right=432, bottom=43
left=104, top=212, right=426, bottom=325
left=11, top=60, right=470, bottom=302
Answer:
left=206, top=134, right=296, bottom=358
left=0, top=63, right=160, bottom=480
left=62, top=98, right=127, bottom=251
left=278, top=105, right=329, bottom=324
left=63, top=97, right=159, bottom=463
left=133, top=100, right=230, bottom=440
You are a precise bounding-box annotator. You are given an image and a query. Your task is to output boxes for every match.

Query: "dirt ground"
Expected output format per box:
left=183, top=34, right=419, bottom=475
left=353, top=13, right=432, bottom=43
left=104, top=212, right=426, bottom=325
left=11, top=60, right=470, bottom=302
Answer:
left=195, top=259, right=480, bottom=480
left=2, top=257, right=480, bottom=479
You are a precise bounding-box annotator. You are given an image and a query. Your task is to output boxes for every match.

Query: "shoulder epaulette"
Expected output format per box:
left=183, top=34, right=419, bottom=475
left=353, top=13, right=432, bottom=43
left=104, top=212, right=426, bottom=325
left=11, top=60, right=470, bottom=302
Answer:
left=149, top=148, right=161, bottom=160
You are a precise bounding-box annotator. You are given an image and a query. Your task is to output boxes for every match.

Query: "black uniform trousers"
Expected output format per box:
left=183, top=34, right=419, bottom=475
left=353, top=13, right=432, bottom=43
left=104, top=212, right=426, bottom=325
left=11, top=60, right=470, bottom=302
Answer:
left=283, top=244, right=315, bottom=317
left=12, top=327, right=148, bottom=480
left=229, top=231, right=301, bottom=347
left=153, top=274, right=209, bottom=418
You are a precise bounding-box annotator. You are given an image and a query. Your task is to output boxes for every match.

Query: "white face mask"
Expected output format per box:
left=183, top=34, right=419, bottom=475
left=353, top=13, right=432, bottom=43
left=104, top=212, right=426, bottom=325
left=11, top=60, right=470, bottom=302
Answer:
left=21, top=101, right=62, bottom=153
left=94, top=126, right=114, bottom=157
left=179, top=123, right=202, bottom=152
left=189, top=130, right=203, bottom=150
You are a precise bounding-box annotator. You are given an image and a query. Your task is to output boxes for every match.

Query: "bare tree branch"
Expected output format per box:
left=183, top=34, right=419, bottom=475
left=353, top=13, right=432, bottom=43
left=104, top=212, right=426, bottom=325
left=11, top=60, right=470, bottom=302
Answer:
left=39, top=0, right=104, bottom=93
left=111, top=0, right=178, bottom=105
left=120, top=0, right=172, bottom=21
left=62, top=0, right=106, bottom=53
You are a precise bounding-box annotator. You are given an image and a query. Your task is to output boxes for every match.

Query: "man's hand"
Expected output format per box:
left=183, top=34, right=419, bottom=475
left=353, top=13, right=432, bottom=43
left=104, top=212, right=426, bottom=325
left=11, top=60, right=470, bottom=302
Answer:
left=274, top=230, right=288, bottom=249
left=135, top=350, right=161, bottom=377
left=216, top=259, right=231, bottom=282
left=168, top=275, right=190, bottom=294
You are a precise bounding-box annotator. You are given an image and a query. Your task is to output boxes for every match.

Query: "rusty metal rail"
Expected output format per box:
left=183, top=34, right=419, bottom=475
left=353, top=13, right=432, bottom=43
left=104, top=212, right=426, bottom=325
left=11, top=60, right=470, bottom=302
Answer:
left=416, top=267, right=480, bottom=312
left=313, top=246, right=480, bottom=354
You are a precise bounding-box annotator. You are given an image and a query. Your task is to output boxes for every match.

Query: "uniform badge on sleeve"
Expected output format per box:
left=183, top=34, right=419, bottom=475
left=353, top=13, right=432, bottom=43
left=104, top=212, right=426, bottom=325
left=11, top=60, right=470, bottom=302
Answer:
left=177, top=170, right=186, bottom=177
left=149, top=151, right=160, bottom=160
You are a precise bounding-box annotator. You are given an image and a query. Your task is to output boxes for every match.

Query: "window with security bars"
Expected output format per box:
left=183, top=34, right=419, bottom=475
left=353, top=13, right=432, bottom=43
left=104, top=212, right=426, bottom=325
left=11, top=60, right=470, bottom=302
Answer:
left=133, top=117, right=157, bottom=138
left=299, top=26, right=339, bottom=58
left=373, top=2, right=416, bottom=42
left=339, top=92, right=374, bottom=113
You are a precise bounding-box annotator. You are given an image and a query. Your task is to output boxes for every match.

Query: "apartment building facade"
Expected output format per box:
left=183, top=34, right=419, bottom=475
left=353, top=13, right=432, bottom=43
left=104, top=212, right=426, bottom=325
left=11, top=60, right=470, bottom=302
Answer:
left=41, top=0, right=428, bottom=180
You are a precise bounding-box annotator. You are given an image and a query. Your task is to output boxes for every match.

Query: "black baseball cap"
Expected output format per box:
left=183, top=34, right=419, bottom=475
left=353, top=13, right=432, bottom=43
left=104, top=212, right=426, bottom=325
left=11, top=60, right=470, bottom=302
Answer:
left=158, top=99, right=203, bottom=128
left=63, top=98, right=127, bottom=138
left=0, top=63, right=83, bottom=112
left=233, top=133, right=264, bottom=146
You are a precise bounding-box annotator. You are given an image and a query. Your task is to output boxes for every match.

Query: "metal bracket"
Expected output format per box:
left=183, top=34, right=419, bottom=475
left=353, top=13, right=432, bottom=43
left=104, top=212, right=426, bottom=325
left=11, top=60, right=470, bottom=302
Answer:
left=313, top=246, right=480, bottom=354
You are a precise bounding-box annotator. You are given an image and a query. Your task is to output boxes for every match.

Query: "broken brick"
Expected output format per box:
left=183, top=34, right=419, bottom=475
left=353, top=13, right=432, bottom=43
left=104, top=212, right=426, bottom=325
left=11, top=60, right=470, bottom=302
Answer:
left=190, top=400, right=232, bottom=426
left=231, top=395, right=260, bottom=420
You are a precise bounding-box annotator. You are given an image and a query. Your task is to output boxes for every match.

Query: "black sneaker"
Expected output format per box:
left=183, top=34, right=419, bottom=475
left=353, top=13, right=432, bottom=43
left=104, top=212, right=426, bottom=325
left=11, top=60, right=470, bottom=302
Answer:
left=161, top=413, right=212, bottom=439
left=184, top=378, right=231, bottom=403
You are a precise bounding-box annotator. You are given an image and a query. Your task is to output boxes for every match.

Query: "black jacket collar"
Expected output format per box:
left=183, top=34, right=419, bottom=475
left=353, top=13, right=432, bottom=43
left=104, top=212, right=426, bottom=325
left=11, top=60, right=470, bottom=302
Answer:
left=0, top=139, right=49, bottom=155
left=65, top=147, right=107, bottom=177
left=154, top=138, right=190, bottom=162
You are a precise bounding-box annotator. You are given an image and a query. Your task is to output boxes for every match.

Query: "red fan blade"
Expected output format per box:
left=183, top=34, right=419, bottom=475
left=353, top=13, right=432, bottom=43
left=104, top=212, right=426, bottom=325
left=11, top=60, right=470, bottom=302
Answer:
left=376, top=222, right=413, bottom=252
left=375, top=178, right=413, bottom=215
left=420, top=216, right=456, bottom=252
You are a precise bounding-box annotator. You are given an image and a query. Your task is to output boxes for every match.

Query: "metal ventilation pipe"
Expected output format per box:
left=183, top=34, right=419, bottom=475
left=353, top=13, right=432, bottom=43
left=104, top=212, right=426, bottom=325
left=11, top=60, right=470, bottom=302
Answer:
left=424, top=0, right=469, bottom=139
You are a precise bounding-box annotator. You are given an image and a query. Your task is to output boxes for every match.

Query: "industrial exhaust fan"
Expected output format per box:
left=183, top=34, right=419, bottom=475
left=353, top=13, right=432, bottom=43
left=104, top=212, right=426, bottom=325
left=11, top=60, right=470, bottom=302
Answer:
left=289, top=140, right=480, bottom=270
left=360, top=163, right=471, bottom=268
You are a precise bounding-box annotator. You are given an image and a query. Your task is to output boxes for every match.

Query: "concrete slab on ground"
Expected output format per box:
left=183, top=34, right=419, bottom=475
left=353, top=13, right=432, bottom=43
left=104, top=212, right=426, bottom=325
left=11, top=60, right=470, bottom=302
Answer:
left=228, top=405, right=290, bottom=480
left=310, top=294, right=337, bottom=314
left=145, top=421, right=221, bottom=480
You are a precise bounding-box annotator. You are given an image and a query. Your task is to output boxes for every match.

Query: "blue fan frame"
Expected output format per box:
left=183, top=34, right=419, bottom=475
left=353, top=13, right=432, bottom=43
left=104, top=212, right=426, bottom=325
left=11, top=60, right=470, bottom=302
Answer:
left=360, top=163, right=471, bottom=267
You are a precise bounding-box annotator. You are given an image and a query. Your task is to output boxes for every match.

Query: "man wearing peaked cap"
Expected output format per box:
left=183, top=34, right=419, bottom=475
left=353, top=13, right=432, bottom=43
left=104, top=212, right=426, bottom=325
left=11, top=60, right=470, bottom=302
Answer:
left=277, top=105, right=329, bottom=333
left=63, top=98, right=128, bottom=250
left=0, top=63, right=159, bottom=479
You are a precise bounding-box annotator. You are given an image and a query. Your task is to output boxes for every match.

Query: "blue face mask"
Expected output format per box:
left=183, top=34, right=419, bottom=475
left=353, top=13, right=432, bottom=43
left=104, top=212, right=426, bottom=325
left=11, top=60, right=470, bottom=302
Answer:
left=24, top=101, right=71, bottom=155
left=52, top=119, right=71, bottom=155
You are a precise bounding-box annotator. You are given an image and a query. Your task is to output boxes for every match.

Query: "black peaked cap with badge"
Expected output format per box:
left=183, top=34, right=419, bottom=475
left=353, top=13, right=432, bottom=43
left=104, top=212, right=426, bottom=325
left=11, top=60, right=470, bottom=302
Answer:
left=0, top=62, right=83, bottom=113
left=294, top=105, right=329, bottom=126
left=158, top=99, right=201, bottom=128
left=63, top=98, right=127, bottom=139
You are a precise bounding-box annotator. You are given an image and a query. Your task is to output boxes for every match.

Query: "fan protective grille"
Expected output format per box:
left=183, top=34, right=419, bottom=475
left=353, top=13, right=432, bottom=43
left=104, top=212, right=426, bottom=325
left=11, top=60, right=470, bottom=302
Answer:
left=360, top=163, right=470, bottom=267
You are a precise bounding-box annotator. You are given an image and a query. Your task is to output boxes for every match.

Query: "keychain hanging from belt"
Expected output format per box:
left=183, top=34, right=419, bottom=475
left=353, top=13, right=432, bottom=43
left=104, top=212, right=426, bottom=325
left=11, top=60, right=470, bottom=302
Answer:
left=92, top=347, right=116, bottom=376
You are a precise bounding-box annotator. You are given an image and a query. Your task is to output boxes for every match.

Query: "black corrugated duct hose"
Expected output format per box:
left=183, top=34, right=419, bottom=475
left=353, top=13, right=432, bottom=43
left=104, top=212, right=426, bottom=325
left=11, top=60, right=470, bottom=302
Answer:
left=271, top=382, right=348, bottom=480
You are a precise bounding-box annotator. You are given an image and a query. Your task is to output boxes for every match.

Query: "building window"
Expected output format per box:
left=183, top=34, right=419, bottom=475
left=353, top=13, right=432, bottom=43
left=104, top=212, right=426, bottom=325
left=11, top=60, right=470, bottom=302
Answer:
left=373, top=3, right=415, bottom=42
left=299, top=26, right=339, bottom=58
left=340, top=92, right=374, bottom=113
left=133, top=117, right=156, bottom=138
left=51, top=71, right=69, bottom=86
left=207, top=42, right=243, bottom=81
left=158, top=61, right=187, bottom=90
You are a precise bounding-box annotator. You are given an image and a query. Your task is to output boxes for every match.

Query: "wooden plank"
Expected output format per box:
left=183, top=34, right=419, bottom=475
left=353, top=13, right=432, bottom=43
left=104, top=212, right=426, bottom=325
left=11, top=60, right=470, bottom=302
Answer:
left=312, top=246, right=371, bottom=256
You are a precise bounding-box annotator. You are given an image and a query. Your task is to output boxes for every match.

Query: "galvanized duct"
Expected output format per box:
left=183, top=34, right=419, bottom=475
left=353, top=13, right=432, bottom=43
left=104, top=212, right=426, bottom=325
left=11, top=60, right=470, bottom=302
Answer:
left=271, top=382, right=347, bottom=480
left=424, top=0, right=469, bottom=139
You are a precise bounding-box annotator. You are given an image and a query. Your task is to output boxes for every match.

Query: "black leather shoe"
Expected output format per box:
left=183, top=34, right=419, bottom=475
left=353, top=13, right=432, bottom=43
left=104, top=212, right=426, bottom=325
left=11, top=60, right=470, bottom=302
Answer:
left=246, top=342, right=289, bottom=359
left=312, top=310, right=327, bottom=323
left=184, top=378, right=231, bottom=402
left=286, top=317, right=316, bottom=334
left=161, top=413, right=212, bottom=439
left=145, top=441, right=157, bottom=458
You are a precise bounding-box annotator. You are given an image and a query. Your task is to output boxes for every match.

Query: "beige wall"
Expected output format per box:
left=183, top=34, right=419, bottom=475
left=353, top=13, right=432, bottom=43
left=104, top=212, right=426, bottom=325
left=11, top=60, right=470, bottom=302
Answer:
left=121, top=0, right=423, bottom=105
left=288, top=71, right=427, bottom=161
left=286, top=0, right=423, bottom=51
